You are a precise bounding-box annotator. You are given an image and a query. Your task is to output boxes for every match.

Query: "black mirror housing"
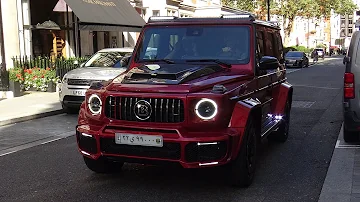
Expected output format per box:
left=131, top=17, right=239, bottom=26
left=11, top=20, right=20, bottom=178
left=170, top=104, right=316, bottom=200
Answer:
left=259, top=56, right=279, bottom=70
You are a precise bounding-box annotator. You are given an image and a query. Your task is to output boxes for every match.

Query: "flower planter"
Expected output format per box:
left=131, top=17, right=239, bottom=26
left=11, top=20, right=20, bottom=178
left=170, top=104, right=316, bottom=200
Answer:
left=47, top=81, right=56, bottom=92
left=27, top=87, right=37, bottom=91
left=9, top=81, right=21, bottom=97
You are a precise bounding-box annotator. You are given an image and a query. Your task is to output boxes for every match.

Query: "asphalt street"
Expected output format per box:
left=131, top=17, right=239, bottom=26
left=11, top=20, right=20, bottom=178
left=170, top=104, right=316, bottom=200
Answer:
left=0, top=57, right=345, bottom=202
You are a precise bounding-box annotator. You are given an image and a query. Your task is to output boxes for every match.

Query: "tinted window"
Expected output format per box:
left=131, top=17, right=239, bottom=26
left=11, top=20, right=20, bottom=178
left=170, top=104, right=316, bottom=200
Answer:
left=285, top=52, right=303, bottom=57
left=256, top=30, right=265, bottom=59
left=136, top=25, right=251, bottom=64
left=265, top=32, right=275, bottom=56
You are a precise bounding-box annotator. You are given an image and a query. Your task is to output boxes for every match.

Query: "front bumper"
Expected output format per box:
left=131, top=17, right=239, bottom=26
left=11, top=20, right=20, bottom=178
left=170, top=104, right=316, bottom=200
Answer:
left=59, top=83, right=89, bottom=107
left=285, top=60, right=302, bottom=68
left=75, top=124, right=243, bottom=168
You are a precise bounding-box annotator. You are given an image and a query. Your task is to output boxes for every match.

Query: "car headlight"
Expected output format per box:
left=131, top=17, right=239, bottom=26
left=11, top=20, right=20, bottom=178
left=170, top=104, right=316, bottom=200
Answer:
left=88, top=94, right=102, bottom=115
left=62, top=74, right=68, bottom=83
left=195, top=98, right=218, bottom=120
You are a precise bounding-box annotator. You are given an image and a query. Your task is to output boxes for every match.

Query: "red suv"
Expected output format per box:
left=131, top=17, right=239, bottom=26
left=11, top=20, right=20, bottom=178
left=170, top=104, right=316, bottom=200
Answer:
left=76, top=14, right=293, bottom=187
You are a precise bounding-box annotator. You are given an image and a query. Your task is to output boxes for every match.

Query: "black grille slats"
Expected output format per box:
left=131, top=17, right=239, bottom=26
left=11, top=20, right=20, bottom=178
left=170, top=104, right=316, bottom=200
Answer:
left=105, top=96, right=184, bottom=123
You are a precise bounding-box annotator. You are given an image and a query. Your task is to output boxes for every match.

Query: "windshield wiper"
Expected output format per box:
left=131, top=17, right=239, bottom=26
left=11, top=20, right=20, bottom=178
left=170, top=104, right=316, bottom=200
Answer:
left=142, top=59, right=175, bottom=64
left=185, top=59, right=232, bottom=68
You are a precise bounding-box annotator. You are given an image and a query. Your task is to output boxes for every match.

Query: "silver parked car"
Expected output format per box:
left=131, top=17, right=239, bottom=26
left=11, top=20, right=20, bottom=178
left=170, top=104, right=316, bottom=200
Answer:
left=59, top=47, right=133, bottom=114
left=343, top=31, right=360, bottom=142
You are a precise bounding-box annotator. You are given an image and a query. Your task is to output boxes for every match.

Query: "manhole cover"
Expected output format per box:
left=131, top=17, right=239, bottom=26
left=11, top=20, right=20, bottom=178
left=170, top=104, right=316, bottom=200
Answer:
left=292, top=101, right=315, bottom=108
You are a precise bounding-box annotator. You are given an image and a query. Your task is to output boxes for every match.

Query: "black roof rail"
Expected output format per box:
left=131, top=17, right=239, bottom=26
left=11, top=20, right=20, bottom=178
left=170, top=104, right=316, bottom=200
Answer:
left=148, top=14, right=257, bottom=23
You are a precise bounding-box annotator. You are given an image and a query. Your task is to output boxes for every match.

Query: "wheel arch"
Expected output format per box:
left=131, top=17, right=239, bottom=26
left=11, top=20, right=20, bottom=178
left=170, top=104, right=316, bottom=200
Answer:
left=228, top=98, right=262, bottom=160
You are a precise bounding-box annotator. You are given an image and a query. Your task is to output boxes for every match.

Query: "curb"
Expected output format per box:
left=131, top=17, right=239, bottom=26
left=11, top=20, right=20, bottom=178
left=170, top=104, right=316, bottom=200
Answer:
left=0, top=109, right=64, bottom=127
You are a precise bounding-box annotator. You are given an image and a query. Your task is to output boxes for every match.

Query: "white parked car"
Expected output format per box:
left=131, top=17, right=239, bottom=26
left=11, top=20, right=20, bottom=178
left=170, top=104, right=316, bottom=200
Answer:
left=59, top=47, right=133, bottom=114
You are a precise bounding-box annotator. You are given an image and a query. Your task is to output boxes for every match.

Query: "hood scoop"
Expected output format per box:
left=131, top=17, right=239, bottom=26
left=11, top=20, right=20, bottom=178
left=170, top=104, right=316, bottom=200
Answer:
left=121, top=63, right=223, bottom=85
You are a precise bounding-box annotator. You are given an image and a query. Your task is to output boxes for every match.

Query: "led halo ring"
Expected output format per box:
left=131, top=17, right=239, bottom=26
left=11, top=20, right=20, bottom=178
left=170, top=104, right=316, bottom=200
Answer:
left=195, top=98, right=218, bottom=120
left=87, top=94, right=102, bottom=115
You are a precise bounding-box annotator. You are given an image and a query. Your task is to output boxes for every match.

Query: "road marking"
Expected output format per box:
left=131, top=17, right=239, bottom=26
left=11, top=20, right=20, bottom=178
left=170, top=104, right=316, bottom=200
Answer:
left=286, top=69, right=301, bottom=74
left=0, top=131, right=74, bottom=157
left=292, top=101, right=315, bottom=108
left=293, top=85, right=340, bottom=90
left=335, top=123, right=360, bottom=149
left=335, top=140, right=360, bottom=149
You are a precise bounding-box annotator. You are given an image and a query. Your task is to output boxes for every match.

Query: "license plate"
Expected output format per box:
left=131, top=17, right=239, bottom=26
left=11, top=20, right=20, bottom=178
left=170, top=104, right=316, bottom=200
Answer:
left=115, top=133, right=163, bottom=147
left=72, top=90, right=85, bottom=96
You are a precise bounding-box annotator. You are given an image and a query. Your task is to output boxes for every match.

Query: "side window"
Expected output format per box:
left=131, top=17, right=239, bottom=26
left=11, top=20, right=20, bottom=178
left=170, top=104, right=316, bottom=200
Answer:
left=265, top=32, right=275, bottom=57
left=276, top=32, right=284, bottom=58
left=256, top=30, right=265, bottom=59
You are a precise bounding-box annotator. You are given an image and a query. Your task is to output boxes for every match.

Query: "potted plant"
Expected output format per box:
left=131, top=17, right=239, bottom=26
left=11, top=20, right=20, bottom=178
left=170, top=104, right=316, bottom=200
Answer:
left=8, top=67, right=23, bottom=97
left=44, top=67, right=59, bottom=92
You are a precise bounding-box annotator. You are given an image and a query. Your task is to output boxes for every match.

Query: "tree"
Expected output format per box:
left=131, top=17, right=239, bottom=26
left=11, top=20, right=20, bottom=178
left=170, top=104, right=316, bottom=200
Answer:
left=222, top=0, right=357, bottom=45
left=271, top=0, right=357, bottom=45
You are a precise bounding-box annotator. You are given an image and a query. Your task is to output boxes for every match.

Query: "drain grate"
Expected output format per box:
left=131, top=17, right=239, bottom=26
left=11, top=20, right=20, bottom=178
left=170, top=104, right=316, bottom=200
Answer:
left=291, top=101, right=315, bottom=108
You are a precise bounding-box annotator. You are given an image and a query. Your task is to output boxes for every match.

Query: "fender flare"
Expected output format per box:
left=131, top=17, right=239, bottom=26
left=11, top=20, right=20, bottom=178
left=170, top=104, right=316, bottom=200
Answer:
left=228, top=98, right=262, bottom=159
left=272, top=82, right=293, bottom=114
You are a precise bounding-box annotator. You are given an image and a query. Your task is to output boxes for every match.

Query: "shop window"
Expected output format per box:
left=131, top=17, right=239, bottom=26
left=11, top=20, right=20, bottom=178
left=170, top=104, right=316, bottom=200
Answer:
left=152, top=10, right=160, bottom=16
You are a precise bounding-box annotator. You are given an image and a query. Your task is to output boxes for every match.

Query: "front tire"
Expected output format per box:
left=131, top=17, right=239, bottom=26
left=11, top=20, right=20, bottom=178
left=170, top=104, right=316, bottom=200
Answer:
left=83, top=156, right=124, bottom=173
left=268, top=99, right=291, bottom=142
left=343, top=128, right=359, bottom=143
left=227, top=117, right=258, bottom=187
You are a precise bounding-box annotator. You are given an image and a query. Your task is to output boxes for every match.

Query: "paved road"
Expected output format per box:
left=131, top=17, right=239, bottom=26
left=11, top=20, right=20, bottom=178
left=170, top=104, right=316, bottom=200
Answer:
left=0, top=57, right=344, bottom=202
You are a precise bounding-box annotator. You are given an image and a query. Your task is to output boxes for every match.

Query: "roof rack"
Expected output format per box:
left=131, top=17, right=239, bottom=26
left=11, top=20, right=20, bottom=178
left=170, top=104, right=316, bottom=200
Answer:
left=220, top=14, right=255, bottom=21
left=148, top=14, right=256, bottom=23
left=148, top=16, right=179, bottom=22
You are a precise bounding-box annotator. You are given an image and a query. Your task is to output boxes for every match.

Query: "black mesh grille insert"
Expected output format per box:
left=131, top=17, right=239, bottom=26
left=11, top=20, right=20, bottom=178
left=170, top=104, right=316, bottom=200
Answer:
left=185, top=141, right=227, bottom=162
left=104, top=96, right=184, bottom=123
left=76, top=131, right=97, bottom=154
left=100, top=138, right=181, bottom=160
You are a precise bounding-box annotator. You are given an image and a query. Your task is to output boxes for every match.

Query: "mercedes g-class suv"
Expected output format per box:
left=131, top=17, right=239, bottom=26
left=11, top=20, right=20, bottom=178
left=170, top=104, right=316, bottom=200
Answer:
left=76, top=14, right=293, bottom=187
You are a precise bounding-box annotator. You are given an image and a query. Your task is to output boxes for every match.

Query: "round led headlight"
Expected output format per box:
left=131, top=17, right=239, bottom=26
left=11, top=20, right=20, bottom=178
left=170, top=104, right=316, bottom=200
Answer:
left=195, top=98, right=218, bottom=120
left=88, top=94, right=102, bottom=115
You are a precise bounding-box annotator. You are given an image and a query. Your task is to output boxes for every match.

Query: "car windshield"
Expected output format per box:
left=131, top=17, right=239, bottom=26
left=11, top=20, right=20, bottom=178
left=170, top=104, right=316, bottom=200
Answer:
left=135, top=25, right=251, bottom=65
left=84, top=51, right=131, bottom=68
left=286, top=52, right=302, bottom=57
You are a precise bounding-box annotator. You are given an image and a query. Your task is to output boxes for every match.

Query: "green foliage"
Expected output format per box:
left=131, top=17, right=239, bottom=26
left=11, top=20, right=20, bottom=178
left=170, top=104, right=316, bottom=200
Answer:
left=8, top=68, right=24, bottom=83
left=285, top=46, right=312, bottom=54
left=222, top=0, right=357, bottom=46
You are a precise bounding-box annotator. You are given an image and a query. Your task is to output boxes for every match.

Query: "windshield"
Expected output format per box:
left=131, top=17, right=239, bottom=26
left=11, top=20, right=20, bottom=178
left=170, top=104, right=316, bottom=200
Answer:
left=135, top=25, right=251, bottom=65
left=286, top=52, right=302, bottom=57
left=84, top=51, right=132, bottom=68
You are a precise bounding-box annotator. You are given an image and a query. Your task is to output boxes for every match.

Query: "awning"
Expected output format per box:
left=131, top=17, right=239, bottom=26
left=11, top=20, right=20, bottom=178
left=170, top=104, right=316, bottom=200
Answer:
left=63, top=0, right=145, bottom=32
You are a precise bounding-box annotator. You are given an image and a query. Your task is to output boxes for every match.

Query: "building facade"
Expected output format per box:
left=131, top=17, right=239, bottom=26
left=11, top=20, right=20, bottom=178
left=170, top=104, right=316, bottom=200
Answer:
left=0, top=0, right=248, bottom=71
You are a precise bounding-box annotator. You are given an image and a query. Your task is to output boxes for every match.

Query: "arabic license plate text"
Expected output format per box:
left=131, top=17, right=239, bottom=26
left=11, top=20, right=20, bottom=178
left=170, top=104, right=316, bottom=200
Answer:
left=115, top=133, right=163, bottom=147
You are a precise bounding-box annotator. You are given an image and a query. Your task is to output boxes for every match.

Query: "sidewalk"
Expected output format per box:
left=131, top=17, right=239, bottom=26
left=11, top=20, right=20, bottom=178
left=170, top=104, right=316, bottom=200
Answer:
left=318, top=124, right=360, bottom=202
left=0, top=92, right=63, bottom=126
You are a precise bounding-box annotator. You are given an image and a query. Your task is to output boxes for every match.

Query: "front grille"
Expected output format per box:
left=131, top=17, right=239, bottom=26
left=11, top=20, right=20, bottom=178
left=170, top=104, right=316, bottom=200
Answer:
left=100, top=138, right=181, bottom=160
left=63, top=95, right=85, bottom=104
left=68, top=79, right=103, bottom=86
left=105, top=96, right=185, bottom=123
left=185, top=141, right=227, bottom=162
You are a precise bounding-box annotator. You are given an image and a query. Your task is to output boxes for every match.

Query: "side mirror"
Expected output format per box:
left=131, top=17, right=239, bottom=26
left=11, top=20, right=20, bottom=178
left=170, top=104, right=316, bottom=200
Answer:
left=80, top=62, right=85, bottom=68
left=259, top=56, right=279, bottom=70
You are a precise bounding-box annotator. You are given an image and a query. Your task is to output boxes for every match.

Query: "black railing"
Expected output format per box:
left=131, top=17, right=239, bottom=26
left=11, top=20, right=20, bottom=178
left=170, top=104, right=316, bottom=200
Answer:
left=0, top=63, right=8, bottom=91
left=12, top=55, right=89, bottom=80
